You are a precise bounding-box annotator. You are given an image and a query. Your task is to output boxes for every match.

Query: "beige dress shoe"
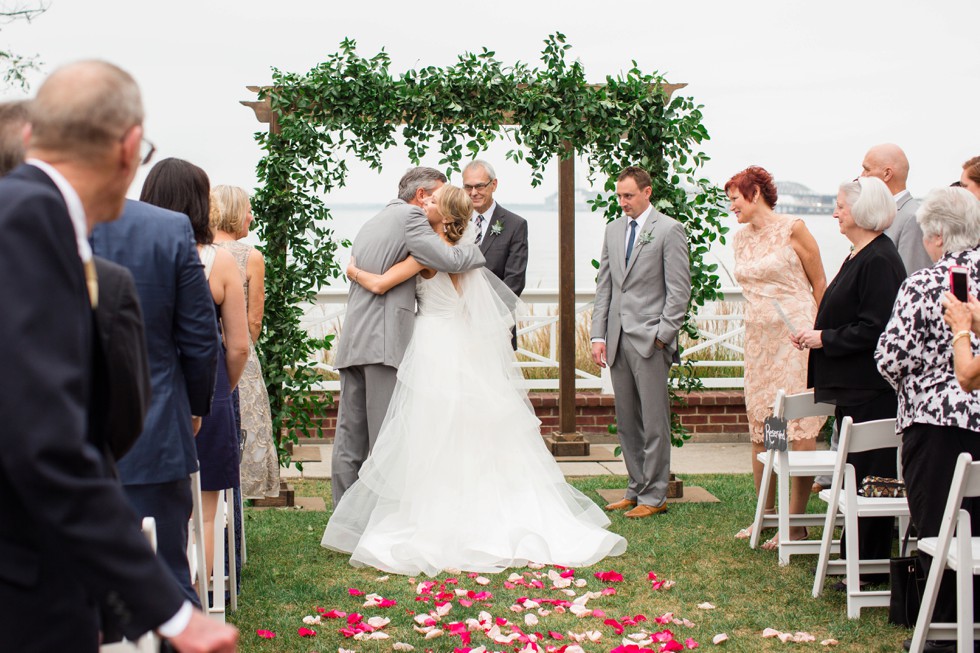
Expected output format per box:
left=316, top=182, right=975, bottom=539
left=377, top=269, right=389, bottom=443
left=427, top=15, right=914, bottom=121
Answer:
left=604, top=498, right=637, bottom=511
left=625, top=503, right=668, bottom=518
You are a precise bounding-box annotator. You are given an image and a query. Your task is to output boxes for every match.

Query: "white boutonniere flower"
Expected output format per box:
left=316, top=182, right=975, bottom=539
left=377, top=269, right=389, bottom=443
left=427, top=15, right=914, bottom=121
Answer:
left=490, top=220, right=504, bottom=236
left=638, top=231, right=655, bottom=245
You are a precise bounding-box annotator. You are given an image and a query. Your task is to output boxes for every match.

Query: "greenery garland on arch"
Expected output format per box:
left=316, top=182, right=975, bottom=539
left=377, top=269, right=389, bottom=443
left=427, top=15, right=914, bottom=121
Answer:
left=251, top=33, right=728, bottom=463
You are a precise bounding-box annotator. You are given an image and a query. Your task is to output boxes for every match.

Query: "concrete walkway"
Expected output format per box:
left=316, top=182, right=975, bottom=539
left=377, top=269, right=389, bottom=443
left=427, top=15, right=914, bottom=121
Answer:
left=281, top=442, right=754, bottom=481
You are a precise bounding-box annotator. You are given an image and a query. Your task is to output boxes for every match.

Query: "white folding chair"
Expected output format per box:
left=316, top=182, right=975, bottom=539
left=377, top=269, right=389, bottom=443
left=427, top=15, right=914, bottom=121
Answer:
left=187, top=474, right=238, bottom=622
left=812, top=416, right=911, bottom=618
left=909, top=453, right=980, bottom=652
left=749, top=389, right=840, bottom=565
left=100, top=518, right=159, bottom=653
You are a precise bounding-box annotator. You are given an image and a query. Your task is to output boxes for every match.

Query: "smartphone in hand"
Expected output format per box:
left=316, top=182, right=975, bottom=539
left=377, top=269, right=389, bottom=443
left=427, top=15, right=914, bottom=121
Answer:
left=950, top=266, right=969, bottom=302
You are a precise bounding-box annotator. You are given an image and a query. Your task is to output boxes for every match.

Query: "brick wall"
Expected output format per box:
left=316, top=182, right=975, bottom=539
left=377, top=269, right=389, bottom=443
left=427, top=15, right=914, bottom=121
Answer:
left=296, top=390, right=749, bottom=444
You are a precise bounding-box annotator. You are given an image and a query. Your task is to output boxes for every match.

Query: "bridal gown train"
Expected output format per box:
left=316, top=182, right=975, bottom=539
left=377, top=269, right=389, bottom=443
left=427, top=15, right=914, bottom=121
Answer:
left=321, top=270, right=626, bottom=576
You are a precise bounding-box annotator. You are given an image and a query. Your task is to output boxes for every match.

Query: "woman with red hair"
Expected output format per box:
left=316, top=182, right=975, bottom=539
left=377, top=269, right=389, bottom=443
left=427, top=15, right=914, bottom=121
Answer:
left=726, top=166, right=827, bottom=549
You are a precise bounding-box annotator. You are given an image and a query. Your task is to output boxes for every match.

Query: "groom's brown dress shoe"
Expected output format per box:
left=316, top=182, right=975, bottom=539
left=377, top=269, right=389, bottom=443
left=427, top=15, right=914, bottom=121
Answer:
left=625, top=503, right=668, bottom=518
left=604, top=498, right=637, bottom=511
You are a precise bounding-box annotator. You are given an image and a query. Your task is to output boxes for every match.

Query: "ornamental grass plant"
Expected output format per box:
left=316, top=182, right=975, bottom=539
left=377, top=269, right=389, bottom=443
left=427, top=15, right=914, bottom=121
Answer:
left=231, top=474, right=910, bottom=652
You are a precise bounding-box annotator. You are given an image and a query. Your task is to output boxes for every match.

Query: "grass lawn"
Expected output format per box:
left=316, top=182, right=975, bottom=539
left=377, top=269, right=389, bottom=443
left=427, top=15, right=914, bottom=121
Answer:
left=229, top=474, right=911, bottom=652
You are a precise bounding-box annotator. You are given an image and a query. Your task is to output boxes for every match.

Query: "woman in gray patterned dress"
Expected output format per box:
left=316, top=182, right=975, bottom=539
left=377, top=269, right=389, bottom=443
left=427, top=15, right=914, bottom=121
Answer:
left=211, top=185, right=280, bottom=499
left=876, top=186, right=980, bottom=642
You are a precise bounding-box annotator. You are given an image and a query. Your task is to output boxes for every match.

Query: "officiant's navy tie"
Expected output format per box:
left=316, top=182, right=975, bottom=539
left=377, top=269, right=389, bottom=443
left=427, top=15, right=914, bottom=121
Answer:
left=625, top=219, right=638, bottom=264
left=474, top=214, right=485, bottom=245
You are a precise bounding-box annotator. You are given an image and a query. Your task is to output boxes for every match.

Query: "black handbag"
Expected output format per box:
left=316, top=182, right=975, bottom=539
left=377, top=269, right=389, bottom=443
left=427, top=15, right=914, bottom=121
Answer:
left=889, top=525, right=923, bottom=627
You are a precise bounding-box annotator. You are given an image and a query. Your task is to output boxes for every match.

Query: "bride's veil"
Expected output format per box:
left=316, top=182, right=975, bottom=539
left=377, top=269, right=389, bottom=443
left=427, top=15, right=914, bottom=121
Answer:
left=455, top=221, right=530, bottom=402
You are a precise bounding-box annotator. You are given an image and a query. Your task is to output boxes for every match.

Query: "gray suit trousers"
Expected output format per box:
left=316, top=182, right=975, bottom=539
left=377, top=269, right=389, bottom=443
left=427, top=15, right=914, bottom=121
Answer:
left=331, top=364, right=398, bottom=507
left=610, top=335, right=672, bottom=507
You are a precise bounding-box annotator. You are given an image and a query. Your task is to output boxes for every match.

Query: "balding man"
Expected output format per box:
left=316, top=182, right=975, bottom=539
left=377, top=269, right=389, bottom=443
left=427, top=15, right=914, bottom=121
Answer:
left=0, top=61, right=236, bottom=653
left=860, top=143, right=932, bottom=273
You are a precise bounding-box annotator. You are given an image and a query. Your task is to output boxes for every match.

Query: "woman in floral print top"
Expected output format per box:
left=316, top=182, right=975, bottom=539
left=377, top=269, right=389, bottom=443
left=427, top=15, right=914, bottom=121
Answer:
left=875, top=186, right=980, bottom=632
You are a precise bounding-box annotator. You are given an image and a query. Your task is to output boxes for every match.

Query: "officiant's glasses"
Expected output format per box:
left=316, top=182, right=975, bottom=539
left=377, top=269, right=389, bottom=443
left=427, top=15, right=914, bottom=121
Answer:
left=463, top=181, right=493, bottom=191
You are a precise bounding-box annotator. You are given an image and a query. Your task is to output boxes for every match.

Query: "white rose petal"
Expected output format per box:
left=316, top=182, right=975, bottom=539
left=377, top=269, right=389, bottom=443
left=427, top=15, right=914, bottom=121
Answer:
left=393, top=643, right=414, bottom=651
left=697, top=602, right=715, bottom=610
left=712, top=633, right=729, bottom=645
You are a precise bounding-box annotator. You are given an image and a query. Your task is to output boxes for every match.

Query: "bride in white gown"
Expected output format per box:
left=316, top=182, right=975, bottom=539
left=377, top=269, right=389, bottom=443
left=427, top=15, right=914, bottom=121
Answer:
left=321, top=184, right=626, bottom=576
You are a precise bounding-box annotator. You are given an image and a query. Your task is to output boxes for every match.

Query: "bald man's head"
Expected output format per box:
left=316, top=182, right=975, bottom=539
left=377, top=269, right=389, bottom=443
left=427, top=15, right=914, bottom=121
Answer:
left=29, top=60, right=143, bottom=161
left=860, top=143, right=910, bottom=194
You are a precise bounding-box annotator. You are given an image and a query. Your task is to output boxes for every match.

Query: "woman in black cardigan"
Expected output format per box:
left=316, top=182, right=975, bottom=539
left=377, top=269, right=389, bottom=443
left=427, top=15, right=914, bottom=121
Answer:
left=792, top=176, right=907, bottom=583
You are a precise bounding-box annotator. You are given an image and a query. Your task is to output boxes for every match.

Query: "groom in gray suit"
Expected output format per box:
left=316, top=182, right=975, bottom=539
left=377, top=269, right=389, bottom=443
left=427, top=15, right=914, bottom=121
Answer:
left=590, top=166, right=691, bottom=518
left=331, top=167, right=486, bottom=506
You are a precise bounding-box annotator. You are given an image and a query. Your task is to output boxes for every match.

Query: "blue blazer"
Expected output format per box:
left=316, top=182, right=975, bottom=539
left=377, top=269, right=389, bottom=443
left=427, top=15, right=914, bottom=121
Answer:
left=91, top=199, right=218, bottom=485
left=0, top=166, right=184, bottom=646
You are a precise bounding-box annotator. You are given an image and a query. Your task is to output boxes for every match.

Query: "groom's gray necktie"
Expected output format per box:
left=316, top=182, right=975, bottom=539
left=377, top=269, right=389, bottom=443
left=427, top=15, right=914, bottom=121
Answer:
left=474, top=214, right=486, bottom=245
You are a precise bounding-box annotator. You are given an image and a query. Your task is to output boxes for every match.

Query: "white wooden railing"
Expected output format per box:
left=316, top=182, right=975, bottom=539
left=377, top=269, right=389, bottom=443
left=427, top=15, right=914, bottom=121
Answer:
left=299, top=286, right=746, bottom=391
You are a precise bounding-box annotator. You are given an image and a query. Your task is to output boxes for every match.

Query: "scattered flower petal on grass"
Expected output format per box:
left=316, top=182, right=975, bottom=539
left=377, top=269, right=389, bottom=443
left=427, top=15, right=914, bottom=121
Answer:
left=297, top=627, right=317, bottom=637
left=392, top=643, right=415, bottom=651
left=255, top=629, right=276, bottom=639
left=348, top=587, right=364, bottom=596
left=762, top=628, right=782, bottom=638
left=302, top=615, right=321, bottom=625
left=594, top=570, right=624, bottom=583
left=321, top=609, right=347, bottom=619
left=685, top=637, right=700, bottom=649
left=712, top=633, right=729, bottom=645
left=696, top=602, right=715, bottom=610
left=474, top=576, right=491, bottom=585
left=423, top=629, right=444, bottom=639
left=821, top=639, right=839, bottom=646
left=366, top=616, right=390, bottom=629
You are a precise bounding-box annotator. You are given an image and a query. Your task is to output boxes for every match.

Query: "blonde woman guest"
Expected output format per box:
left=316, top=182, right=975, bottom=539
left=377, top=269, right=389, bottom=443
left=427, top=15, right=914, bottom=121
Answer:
left=726, top=166, right=827, bottom=549
left=211, top=185, right=279, bottom=500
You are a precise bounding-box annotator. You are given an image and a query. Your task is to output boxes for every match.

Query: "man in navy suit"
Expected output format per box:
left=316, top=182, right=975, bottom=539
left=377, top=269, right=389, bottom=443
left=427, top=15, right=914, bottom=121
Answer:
left=0, top=60, right=236, bottom=652
left=92, top=198, right=218, bottom=607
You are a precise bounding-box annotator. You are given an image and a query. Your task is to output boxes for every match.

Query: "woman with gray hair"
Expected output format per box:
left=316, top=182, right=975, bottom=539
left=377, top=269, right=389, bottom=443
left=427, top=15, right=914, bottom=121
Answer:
left=877, top=186, right=980, bottom=648
left=792, top=176, right=907, bottom=583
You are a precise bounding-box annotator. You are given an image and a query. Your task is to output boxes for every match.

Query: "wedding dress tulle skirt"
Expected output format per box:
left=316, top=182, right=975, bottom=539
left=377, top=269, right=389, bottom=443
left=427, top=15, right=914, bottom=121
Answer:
left=322, top=275, right=626, bottom=575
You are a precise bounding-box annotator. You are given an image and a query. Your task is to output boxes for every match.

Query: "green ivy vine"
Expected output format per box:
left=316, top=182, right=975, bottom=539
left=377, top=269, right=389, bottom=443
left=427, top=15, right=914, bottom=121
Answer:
left=251, top=33, right=728, bottom=460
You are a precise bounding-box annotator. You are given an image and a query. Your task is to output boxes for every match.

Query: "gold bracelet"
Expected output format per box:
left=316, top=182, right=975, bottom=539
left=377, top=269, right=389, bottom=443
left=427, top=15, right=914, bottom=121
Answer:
left=952, top=330, right=972, bottom=347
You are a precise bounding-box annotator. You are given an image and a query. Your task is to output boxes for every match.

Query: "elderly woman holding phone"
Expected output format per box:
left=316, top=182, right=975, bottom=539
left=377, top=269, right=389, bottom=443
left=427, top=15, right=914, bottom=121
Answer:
left=878, top=186, right=980, bottom=647
left=792, top=176, right=906, bottom=583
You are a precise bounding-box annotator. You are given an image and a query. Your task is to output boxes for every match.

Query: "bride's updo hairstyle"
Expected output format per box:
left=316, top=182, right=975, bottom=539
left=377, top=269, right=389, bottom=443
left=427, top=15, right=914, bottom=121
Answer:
left=439, top=184, right=473, bottom=244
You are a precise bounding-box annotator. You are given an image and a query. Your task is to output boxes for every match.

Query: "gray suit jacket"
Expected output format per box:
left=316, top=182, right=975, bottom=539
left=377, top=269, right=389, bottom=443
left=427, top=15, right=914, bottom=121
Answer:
left=884, top=193, right=931, bottom=274
left=590, top=208, right=692, bottom=367
left=334, top=199, right=486, bottom=370
left=480, top=203, right=528, bottom=297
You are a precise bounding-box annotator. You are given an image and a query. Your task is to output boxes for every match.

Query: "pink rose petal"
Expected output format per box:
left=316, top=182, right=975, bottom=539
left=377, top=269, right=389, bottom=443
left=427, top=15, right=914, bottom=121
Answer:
left=297, top=627, right=316, bottom=637
left=255, top=629, right=276, bottom=639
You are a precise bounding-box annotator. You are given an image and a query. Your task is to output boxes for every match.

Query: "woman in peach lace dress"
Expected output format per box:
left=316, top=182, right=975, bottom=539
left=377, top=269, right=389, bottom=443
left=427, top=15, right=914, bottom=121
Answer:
left=726, top=166, right=827, bottom=549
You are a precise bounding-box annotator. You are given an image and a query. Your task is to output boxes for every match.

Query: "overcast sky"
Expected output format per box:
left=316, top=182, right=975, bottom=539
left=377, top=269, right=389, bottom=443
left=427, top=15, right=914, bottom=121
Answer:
left=3, top=0, right=978, bottom=204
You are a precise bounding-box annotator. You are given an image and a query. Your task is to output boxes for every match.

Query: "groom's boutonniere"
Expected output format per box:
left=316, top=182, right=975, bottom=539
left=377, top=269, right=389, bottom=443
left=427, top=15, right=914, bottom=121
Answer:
left=638, top=231, right=655, bottom=246
left=490, top=220, right=504, bottom=236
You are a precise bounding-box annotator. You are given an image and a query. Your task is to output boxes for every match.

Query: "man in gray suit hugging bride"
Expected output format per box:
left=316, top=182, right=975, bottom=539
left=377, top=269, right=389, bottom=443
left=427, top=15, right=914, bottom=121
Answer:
left=331, top=167, right=486, bottom=506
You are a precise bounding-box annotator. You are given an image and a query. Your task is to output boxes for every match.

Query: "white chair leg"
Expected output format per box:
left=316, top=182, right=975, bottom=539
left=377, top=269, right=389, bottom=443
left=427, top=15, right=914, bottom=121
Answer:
left=189, top=472, right=208, bottom=610
left=210, top=493, right=226, bottom=622
left=239, top=489, right=247, bottom=566
left=957, top=512, right=973, bottom=651
left=777, top=453, right=791, bottom=566
left=226, top=488, right=238, bottom=613
left=751, top=450, right=775, bottom=550
left=812, top=490, right=838, bottom=598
